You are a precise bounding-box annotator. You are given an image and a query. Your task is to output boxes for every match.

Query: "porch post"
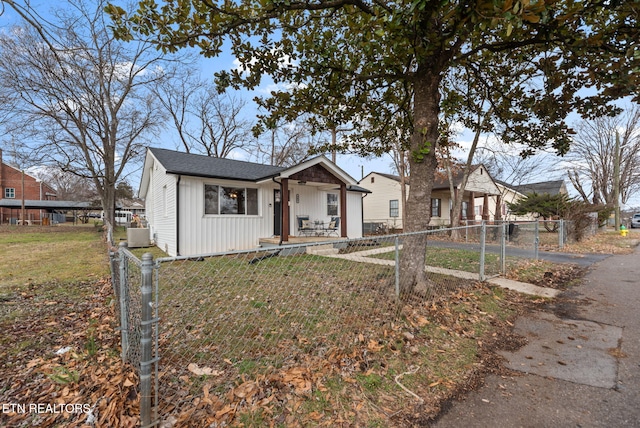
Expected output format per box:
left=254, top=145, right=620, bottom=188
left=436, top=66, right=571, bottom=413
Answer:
left=468, top=191, right=475, bottom=224
left=495, top=194, right=502, bottom=221
left=282, top=178, right=290, bottom=241
left=482, top=194, right=490, bottom=221
left=340, top=184, right=347, bottom=237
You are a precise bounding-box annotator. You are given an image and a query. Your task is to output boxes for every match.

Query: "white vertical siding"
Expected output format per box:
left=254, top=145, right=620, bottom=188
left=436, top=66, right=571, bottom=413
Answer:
left=346, top=192, right=363, bottom=238
left=177, top=177, right=277, bottom=255
left=288, top=184, right=363, bottom=238
left=145, top=160, right=178, bottom=256
left=145, top=167, right=364, bottom=256
left=289, top=185, right=329, bottom=226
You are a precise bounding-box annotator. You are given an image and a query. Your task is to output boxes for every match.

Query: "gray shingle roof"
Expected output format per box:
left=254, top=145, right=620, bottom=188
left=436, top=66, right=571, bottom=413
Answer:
left=149, top=147, right=286, bottom=181
left=346, top=184, right=371, bottom=193
left=370, top=166, right=482, bottom=189
left=512, top=180, right=566, bottom=196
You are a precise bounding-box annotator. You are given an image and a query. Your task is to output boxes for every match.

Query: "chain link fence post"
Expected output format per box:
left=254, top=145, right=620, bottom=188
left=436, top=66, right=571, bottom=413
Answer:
left=500, top=222, right=507, bottom=275
left=118, top=242, right=129, bottom=362
left=394, top=235, right=400, bottom=299
left=534, top=220, right=540, bottom=260
left=479, top=221, right=486, bottom=281
left=558, top=220, right=565, bottom=250
left=140, top=252, right=154, bottom=427
left=109, top=248, right=118, bottom=299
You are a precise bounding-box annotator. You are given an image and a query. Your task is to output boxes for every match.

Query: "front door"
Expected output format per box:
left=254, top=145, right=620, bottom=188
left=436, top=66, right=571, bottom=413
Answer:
left=273, top=189, right=281, bottom=236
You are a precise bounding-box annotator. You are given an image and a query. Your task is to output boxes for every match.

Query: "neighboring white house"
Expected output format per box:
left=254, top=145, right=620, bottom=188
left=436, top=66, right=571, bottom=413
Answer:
left=493, top=181, right=531, bottom=221
left=139, top=147, right=370, bottom=256
left=492, top=179, right=569, bottom=221
left=359, top=165, right=501, bottom=230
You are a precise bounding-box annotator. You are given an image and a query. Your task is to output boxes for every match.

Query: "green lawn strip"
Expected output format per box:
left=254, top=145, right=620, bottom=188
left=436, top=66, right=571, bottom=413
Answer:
left=152, top=247, right=518, bottom=424
left=157, top=253, right=397, bottom=368
left=0, top=226, right=109, bottom=291
left=369, top=247, right=504, bottom=275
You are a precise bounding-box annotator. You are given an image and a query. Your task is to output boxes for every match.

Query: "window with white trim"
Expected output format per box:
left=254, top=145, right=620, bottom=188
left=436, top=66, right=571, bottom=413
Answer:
left=205, top=185, right=258, bottom=215
left=4, top=188, right=15, bottom=199
left=389, top=199, right=399, bottom=218
left=431, top=198, right=441, bottom=217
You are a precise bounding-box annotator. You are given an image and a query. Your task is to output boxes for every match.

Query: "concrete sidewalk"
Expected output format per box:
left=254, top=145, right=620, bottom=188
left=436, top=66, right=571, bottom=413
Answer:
left=432, top=245, right=640, bottom=427
left=328, top=247, right=560, bottom=298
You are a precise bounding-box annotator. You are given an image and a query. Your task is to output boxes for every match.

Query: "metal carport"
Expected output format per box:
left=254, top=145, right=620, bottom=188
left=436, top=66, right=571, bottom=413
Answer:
left=0, top=199, right=103, bottom=225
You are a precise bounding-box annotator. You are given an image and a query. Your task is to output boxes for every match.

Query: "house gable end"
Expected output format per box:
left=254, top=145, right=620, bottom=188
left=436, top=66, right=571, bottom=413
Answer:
left=290, top=164, right=343, bottom=185
left=463, top=166, right=500, bottom=195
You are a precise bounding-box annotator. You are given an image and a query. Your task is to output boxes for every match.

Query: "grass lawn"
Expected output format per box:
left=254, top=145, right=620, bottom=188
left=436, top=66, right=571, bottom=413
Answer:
left=152, top=248, right=524, bottom=426
left=0, top=224, right=109, bottom=290
left=369, top=246, right=505, bottom=275
left=0, top=225, right=139, bottom=427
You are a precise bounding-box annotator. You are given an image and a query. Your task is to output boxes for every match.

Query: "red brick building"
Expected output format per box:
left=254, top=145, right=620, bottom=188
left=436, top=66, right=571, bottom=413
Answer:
left=0, top=149, right=57, bottom=224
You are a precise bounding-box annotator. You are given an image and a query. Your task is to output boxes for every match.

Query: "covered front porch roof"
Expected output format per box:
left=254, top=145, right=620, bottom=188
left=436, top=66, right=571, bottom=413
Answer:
left=272, top=159, right=369, bottom=243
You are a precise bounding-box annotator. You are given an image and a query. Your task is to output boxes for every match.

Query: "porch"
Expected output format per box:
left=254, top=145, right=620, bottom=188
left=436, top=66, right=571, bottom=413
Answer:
left=259, top=235, right=343, bottom=247
left=258, top=235, right=345, bottom=256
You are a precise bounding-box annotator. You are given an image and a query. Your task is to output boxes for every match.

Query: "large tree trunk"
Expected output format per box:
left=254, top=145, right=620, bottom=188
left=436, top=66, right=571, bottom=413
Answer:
left=398, top=66, right=442, bottom=296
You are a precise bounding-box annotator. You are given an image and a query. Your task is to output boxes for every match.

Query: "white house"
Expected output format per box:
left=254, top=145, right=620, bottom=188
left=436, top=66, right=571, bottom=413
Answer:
left=359, top=165, right=501, bottom=231
left=139, top=147, right=370, bottom=256
left=493, top=181, right=531, bottom=221
left=491, top=179, right=569, bottom=221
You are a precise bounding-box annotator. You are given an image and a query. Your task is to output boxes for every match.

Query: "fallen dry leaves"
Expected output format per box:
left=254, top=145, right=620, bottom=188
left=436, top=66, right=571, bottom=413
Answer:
left=0, top=278, right=139, bottom=427
left=505, top=259, right=587, bottom=290
left=0, top=276, right=548, bottom=427
left=140, top=283, right=540, bottom=427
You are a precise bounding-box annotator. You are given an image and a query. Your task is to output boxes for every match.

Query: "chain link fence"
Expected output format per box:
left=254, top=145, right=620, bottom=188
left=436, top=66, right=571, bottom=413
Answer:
left=109, top=244, right=144, bottom=367
left=110, top=220, right=573, bottom=426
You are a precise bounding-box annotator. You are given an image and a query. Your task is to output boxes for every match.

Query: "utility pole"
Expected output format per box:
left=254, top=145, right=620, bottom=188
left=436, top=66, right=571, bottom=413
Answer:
left=331, top=128, right=337, bottom=164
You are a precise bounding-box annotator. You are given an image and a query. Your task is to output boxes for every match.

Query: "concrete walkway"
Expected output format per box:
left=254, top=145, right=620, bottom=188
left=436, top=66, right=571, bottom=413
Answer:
left=327, top=246, right=560, bottom=298
left=432, top=245, right=640, bottom=427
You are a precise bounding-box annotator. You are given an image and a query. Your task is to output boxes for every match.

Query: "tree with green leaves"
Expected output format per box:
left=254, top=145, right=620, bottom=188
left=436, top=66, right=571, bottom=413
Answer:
left=508, top=192, right=610, bottom=241
left=109, top=0, right=639, bottom=295
left=507, top=192, right=569, bottom=219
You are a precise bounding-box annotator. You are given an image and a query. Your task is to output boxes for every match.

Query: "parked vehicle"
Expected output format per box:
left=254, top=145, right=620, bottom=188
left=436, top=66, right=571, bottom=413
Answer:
left=631, top=213, right=640, bottom=229
left=100, top=210, right=133, bottom=225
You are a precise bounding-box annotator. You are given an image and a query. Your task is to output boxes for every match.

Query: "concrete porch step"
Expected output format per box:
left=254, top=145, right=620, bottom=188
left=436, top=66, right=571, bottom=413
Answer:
left=306, top=244, right=340, bottom=256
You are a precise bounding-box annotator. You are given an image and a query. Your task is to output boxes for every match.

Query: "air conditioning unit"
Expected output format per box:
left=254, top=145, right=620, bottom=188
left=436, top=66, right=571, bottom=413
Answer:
left=127, top=228, right=151, bottom=248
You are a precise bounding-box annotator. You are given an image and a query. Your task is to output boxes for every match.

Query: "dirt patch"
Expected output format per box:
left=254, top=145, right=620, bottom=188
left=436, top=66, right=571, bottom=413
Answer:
left=506, top=260, right=588, bottom=290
